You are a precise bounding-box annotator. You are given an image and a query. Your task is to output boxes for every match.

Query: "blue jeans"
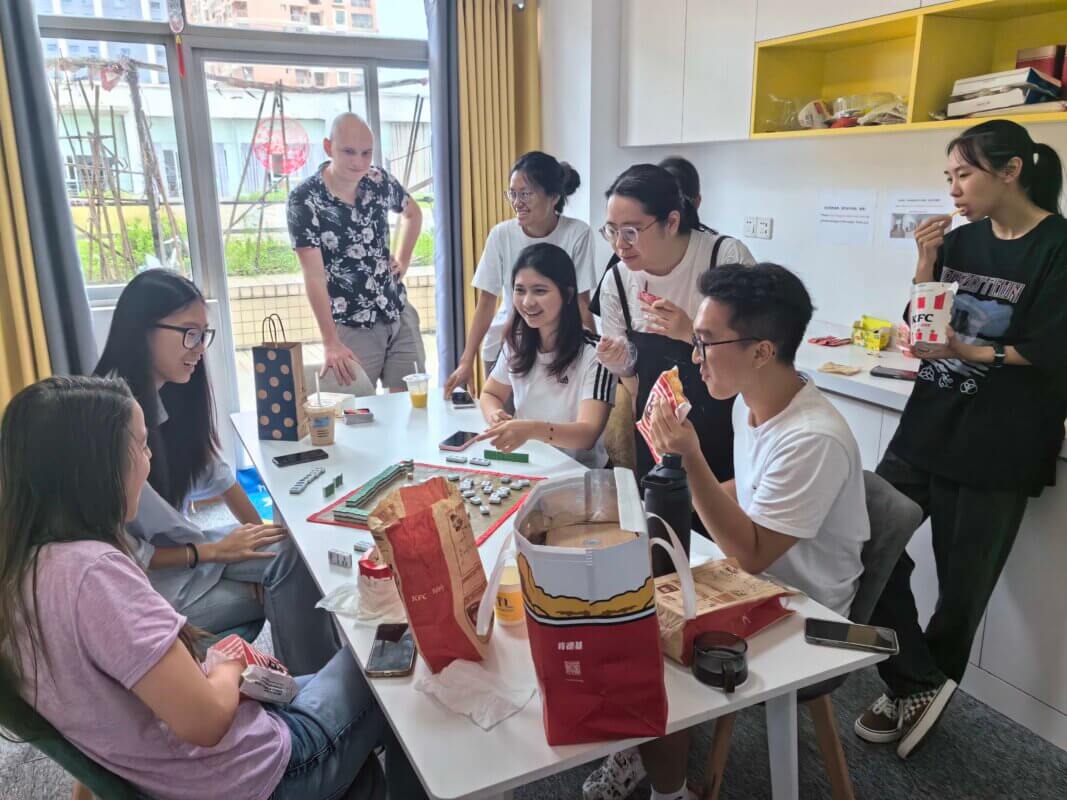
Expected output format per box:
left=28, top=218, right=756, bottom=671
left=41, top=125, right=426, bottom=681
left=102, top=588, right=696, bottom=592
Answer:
left=181, top=537, right=340, bottom=675
left=268, top=649, right=428, bottom=800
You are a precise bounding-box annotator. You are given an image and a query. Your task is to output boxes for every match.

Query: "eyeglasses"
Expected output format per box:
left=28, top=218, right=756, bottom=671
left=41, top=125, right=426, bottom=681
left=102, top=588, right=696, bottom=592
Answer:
left=504, top=189, right=538, bottom=205
left=691, top=333, right=759, bottom=363
left=598, top=220, right=658, bottom=247
left=154, top=324, right=216, bottom=350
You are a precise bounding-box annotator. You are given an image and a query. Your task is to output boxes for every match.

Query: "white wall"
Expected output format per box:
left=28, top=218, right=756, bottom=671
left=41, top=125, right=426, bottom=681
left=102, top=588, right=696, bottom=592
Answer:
left=540, top=0, right=1067, bottom=328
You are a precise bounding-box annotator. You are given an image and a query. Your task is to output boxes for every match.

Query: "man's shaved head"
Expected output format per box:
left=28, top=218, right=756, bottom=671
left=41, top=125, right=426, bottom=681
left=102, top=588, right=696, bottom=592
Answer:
left=324, top=112, right=375, bottom=185
left=329, top=112, right=372, bottom=142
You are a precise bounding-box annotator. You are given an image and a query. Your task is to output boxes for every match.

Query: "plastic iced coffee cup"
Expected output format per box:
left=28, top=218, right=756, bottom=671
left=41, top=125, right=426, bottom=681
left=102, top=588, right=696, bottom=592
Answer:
left=304, top=396, right=337, bottom=445
left=403, top=373, right=430, bottom=409
left=495, top=564, right=524, bottom=627
left=909, top=281, right=958, bottom=346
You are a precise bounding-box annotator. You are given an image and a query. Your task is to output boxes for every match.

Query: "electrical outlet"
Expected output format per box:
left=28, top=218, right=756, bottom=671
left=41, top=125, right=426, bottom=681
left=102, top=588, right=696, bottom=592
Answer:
left=756, top=217, right=773, bottom=240
left=743, top=216, right=758, bottom=238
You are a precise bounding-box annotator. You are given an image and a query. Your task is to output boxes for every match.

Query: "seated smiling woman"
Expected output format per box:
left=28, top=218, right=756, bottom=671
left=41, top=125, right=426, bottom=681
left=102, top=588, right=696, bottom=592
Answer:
left=0, top=376, right=426, bottom=800
left=477, top=243, right=617, bottom=469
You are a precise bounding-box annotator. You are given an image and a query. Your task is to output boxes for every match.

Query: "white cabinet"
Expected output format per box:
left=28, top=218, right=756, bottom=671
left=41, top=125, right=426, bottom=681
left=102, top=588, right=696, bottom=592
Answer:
left=754, top=0, right=918, bottom=41
left=619, top=0, right=756, bottom=145
left=979, top=459, right=1067, bottom=715
left=619, top=0, right=686, bottom=145
left=681, top=0, right=757, bottom=143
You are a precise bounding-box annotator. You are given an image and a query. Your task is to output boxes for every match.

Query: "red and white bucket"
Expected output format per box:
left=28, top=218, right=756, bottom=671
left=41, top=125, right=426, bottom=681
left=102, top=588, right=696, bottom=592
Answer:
left=909, top=281, right=958, bottom=346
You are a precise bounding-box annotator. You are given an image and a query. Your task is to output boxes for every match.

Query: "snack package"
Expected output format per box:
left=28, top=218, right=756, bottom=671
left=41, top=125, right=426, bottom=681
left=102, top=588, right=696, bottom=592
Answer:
left=368, top=476, right=492, bottom=673
left=654, top=559, right=795, bottom=665
left=636, top=366, right=691, bottom=464
left=205, top=634, right=298, bottom=705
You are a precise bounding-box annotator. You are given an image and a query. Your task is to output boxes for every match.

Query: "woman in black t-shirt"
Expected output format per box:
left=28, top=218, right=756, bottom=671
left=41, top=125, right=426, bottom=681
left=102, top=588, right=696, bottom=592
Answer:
left=856, top=120, right=1067, bottom=759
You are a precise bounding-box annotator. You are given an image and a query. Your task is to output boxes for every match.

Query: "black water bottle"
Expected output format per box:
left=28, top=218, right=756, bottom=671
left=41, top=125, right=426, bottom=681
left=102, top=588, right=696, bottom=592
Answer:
left=642, top=453, right=692, bottom=578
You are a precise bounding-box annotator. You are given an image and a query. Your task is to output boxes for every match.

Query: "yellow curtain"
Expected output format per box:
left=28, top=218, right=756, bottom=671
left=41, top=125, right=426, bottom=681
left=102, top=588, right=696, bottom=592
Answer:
left=457, top=0, right=541, bottom=388
left=0, top=39, right=51, bottom=412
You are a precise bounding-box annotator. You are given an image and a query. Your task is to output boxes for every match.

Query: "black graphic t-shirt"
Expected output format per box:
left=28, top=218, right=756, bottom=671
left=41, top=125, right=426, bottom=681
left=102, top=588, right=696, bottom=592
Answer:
left=287, top=163, right=409, bottom=328
left=889, top=215, right=1067, bottom=495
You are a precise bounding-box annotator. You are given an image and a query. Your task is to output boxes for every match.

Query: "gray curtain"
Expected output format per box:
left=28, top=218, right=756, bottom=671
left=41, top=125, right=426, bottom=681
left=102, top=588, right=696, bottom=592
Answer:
left=0, top=0, right=97, bottom=375
left=424, top=0, right=464, bottom=378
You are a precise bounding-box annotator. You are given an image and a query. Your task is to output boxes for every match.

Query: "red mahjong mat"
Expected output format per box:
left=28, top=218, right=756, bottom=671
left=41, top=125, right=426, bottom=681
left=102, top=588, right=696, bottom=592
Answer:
left=307, top=461, right=544, bottom=546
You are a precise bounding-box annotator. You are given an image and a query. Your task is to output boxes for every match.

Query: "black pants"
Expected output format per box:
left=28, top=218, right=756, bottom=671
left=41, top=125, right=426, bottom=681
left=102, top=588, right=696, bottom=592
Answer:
left=869, top=449, right=1029, bottom=697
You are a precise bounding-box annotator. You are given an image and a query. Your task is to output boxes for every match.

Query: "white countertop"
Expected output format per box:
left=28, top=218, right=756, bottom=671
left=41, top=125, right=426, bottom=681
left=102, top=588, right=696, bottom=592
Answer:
left=799, top=320, right=1067, bottom=460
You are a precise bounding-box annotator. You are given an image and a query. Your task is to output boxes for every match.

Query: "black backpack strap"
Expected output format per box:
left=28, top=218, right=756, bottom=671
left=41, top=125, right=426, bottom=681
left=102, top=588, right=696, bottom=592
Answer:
left=609, top=260, right=635, bottom=333
left=589, top=253, right=620, bottom=317
left=710, top=234, right=731, bottom=268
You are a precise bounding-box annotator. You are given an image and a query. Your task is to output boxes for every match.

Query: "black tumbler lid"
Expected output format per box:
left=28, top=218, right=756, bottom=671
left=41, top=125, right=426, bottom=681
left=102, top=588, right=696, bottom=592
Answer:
left=661, top=453, right=683, bottom=469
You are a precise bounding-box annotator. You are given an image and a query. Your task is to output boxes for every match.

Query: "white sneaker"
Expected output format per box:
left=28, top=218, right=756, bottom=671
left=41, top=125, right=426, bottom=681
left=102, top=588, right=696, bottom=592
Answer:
left=582, top=748, right=646, bottom=800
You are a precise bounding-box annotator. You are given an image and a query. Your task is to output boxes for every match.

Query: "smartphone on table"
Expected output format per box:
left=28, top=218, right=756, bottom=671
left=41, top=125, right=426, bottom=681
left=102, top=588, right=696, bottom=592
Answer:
left=870, top=366, right=918, bottom=382
left=439, top=430, right=479, bottom=452
left=272, top=449, right=328, bottom=468
left=451, top=388, right=476, bottom=409
left=804, top=618, right=900, bottom=655
left=366, top=623, right=417, bottom=678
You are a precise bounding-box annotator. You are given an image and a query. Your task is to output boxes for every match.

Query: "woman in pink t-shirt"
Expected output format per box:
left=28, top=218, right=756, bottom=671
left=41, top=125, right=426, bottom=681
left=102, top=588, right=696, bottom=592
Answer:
left=0, top=376, right=426, bottom=800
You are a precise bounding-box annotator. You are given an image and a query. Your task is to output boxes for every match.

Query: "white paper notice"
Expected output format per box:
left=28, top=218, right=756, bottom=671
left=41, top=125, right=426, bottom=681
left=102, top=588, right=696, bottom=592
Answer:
left=885, top=192, right=957, bottom=245
left=817, top=191, right=875, bottom=245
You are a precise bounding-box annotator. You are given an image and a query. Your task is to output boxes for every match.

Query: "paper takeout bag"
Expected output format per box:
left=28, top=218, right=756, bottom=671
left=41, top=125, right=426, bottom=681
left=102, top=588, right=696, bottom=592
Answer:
left=369, top=476, right=491, bottom=673
left=477, top=469, right=689, bottom=745
left=655, top=559, right=795, bottom=665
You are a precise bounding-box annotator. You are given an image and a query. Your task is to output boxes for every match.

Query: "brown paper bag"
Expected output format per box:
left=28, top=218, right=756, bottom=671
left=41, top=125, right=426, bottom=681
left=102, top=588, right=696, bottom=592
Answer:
left=368, top=476, right=491, bottom=673
left=655, top=559, right=795, bottom=665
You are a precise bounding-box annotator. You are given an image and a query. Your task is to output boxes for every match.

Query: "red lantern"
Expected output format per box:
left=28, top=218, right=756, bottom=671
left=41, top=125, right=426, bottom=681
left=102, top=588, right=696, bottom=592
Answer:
left=252, top=116, right=310, bottom=176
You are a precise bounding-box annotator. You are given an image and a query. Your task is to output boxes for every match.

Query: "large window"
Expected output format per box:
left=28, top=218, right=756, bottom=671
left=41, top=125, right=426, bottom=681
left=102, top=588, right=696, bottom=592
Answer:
left=43, top=36, right=190, bottom=285
left=38, top=1, right=433, bottom=423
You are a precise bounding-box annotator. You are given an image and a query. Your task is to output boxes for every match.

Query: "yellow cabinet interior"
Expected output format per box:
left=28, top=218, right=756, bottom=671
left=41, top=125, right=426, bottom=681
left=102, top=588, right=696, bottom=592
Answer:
left=751, top=0, right=1067, bottom=139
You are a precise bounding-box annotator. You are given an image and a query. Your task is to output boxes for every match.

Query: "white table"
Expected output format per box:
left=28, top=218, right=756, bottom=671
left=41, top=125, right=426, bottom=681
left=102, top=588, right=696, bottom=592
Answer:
left=232, top=393, right=883, bottom=800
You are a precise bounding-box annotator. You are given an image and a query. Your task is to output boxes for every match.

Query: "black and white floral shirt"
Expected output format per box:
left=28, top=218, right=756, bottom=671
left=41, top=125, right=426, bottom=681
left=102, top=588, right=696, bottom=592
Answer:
left=287, top=162, right=409, bottom=328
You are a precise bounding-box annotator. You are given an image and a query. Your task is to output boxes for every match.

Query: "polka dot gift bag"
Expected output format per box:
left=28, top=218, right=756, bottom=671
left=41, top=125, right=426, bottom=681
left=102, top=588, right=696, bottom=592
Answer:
left=254, top=314, right=309, bottom=441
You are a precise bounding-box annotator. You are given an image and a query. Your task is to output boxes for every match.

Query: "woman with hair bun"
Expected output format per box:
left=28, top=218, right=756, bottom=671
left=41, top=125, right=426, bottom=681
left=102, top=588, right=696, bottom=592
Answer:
left=444, top=151, right=596, bottom=396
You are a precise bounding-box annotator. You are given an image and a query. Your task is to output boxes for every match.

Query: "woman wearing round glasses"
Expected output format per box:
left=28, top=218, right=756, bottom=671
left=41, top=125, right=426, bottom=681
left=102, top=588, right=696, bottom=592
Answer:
left=443, top=151, right=596, bottom=397
left=94, top=269, right=338, bottom=675
left=592, top=164, right=755, bottom=487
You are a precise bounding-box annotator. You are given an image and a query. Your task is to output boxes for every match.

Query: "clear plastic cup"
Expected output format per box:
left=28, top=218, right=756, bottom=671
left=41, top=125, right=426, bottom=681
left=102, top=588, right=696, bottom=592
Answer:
left=403, top=373, right=430, bottom=409
left=304, top=397, right=337, bottom=445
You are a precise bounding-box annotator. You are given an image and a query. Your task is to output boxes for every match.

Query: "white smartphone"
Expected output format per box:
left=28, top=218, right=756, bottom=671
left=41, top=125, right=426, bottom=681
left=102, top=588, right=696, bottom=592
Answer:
left=804, top=618, right=899, bottom=655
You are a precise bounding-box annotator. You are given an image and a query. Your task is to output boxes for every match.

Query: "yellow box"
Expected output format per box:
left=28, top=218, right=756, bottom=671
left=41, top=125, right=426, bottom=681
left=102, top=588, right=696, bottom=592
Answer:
left=852, top=315, right=893, bottom=350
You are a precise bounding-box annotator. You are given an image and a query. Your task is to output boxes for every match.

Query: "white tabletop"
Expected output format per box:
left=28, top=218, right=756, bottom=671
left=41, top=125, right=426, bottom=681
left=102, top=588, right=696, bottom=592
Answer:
left=232, top=393, right=882, bottom=800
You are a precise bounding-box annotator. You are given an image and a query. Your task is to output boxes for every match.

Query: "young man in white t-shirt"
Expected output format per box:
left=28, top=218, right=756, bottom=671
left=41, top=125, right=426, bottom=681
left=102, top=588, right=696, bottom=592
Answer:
left=638, top=262, right=870, bottom=800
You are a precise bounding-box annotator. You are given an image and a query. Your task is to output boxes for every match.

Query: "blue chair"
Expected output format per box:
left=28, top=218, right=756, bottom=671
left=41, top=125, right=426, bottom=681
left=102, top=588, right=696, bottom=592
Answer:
left=702, top=470, right=924, bottom=800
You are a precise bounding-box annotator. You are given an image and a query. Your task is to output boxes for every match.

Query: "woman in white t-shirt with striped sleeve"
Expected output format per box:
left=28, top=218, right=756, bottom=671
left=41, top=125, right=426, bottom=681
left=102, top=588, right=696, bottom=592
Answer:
left=443, top=151, right=597, bottom=397
left=477, top=243, right=617, bottom=469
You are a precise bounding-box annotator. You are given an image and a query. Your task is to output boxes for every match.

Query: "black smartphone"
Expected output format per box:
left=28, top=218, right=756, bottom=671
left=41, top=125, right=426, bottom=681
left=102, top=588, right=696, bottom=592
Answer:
left=439, top=430, right=479, bottom=452
left=804, top=618, right=899, bottom=655
left=451, top=388, right=476, bottom=409
left=870, top=366, right=918, bottom=382
left=366, top=623, right=417, bottom=677
left=271, top=449, right=328, bottom=468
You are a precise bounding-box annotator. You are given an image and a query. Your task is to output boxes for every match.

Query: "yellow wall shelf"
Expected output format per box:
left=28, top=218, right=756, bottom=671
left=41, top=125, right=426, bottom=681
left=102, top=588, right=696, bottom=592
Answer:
left=751, top=0, right=1067, bottom=139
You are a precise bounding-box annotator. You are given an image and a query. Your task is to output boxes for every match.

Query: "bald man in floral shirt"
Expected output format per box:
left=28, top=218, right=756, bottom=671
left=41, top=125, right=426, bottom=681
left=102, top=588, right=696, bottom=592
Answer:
left=287, top=113, right=424, bottom=391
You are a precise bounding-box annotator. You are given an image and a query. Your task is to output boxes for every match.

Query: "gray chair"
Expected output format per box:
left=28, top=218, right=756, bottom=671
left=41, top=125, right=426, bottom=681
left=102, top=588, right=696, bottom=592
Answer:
left=303, top=360, right=376, bottom=397
left=703, top=470, right=923, bottom=800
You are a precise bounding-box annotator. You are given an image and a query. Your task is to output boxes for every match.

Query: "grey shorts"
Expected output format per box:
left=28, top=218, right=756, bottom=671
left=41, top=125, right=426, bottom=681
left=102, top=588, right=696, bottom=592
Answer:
left=337, top=304, right=425, bottom=392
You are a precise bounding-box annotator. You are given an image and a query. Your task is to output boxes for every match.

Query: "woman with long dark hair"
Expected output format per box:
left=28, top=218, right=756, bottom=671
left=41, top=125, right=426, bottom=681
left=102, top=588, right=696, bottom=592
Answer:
left=95, top=269, right=337, bottom=675
left=477, top=243, right=616, bottom=468
left=856, top=120, right=1067, bottom=757
left=0, top=376, right=426, bottom=800
left=444, top=150, right=597, bottom=397
left=593, top=164, right=755, bottom=484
